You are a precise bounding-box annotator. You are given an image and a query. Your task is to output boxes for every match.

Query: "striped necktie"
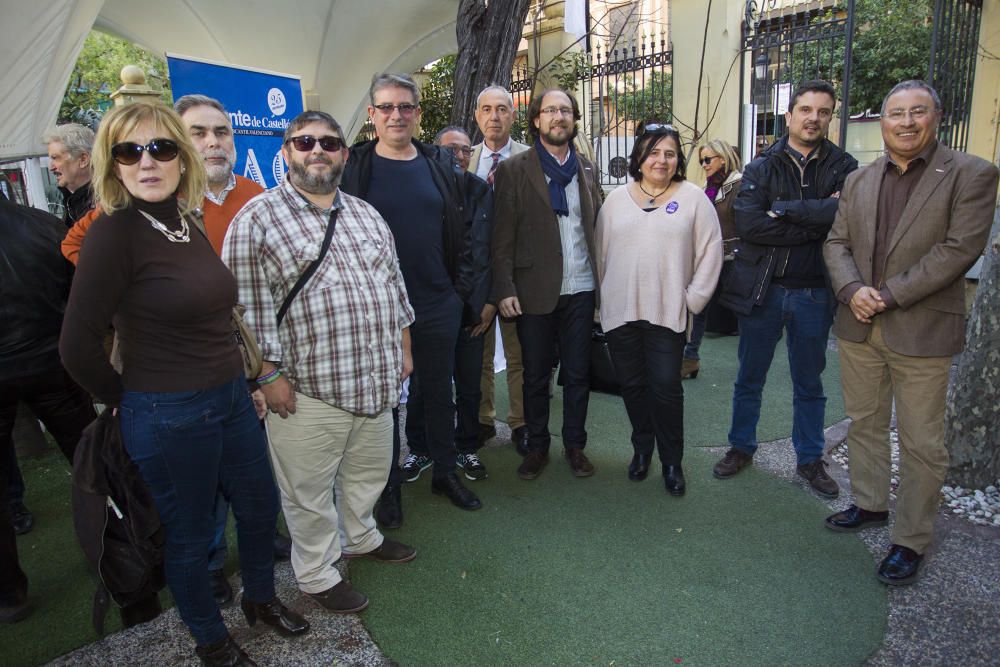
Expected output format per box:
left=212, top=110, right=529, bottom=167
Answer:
left=486, top=152, right=501, bottom=188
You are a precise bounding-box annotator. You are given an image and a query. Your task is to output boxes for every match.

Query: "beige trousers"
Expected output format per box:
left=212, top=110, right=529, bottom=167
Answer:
left=267, top=393, right=391, bottom=594
left=837, top=320, right=951, bottom=554
left=479, top=317, right=525, bottom=428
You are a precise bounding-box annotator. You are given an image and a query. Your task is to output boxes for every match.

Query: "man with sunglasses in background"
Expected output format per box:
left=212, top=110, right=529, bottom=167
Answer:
left=715, top=80, right=858, bottom=497
left=469, top=85, right=532, bottom=458
left=491, top=88, right=604, bottom=481
left=824, top=80, right=998, bottom=585
left=432, top=126, right=496, bottom=483
left=224, top=110, right=418, bottom=615
left=341, top=73, right=491, bottom=526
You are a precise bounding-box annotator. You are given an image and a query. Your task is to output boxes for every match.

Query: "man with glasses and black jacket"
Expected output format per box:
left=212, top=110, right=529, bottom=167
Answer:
left=341, top=73, right=492, bottom=526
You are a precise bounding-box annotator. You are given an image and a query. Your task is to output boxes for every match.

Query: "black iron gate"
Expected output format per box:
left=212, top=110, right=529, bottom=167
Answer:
left=583, top=34, right=673, bottom=188
left=929, top=0, right=983, bottom=152
left=739, top=0, right=854, bottom=160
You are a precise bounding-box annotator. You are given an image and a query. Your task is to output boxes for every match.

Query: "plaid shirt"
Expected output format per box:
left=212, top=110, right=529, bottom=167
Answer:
left=222, top=178, right=414, bottom=415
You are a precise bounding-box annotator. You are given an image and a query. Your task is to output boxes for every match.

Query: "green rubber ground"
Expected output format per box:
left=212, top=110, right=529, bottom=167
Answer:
left=352, top=334, right=883, bottom=666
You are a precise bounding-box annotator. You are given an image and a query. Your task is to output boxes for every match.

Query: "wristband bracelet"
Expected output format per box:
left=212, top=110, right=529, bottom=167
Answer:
left=256, top=369, right=282, bottom=385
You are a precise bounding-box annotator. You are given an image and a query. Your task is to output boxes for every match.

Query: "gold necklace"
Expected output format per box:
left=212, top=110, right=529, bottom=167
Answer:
left=138, top=209, right=190, bottom=243
left=638, top=181, right=671, bottom=205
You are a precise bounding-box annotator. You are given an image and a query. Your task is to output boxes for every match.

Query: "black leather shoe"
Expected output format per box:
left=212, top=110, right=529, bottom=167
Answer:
left=241, top=595, right=310, bottom=637
left=10, top=501, right=33, bottom=536
left=209, top=569, right=234, bottom=607
left=877, top=544, right=923, bottom=586
left=431, top=472, right=482, bottom=510
left=628, top=453, right=651, bottom=481
left=0, top=597, right=30, bottom=624
left=374, top=485, right=403, bottom=529
left=663, top=465, right=686, bottom=496
left=825, top=505, right=889, bottom=533
left=273, top=530, right=292, bottom=561
left=195, top=635, right=257, bottom=666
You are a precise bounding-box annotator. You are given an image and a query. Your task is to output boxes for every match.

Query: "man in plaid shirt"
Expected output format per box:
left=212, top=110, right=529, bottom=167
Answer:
left=222, top=111, right=416, bottom=615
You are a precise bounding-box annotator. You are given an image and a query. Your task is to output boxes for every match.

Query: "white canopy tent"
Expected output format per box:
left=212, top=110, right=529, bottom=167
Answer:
left=0, top=0, right=461, bottom=164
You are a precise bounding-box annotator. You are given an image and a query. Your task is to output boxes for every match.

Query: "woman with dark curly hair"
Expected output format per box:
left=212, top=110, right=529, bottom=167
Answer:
left=596, top=123, right=723, bottom=495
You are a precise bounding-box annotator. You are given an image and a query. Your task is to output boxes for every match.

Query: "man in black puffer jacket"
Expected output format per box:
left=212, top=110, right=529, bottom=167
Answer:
left=341, top=73, right=492, bottom=526
left=714, top=80, right=858, bottom=496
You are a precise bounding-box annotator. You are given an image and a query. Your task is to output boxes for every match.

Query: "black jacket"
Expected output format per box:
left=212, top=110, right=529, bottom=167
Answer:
left=0, top=198, right=73, bottom=382
left=61, top=181, right=95, bottom=228
left=341, top=139, right=492, bottom=325
left=72, top=409, right=165, bottom=634
left=718, top=136, right=857, bottom=315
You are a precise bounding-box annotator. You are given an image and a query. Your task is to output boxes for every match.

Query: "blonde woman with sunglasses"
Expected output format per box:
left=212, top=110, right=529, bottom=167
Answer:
left=60, top=103, right=308, bottom=666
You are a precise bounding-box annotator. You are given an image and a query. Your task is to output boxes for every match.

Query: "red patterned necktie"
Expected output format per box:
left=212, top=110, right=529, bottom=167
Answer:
left=486, top=152, right=501, bottom=188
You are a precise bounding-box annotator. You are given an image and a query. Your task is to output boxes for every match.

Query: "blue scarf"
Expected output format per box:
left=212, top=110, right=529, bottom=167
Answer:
left=534, top=138, right=578, bottom=217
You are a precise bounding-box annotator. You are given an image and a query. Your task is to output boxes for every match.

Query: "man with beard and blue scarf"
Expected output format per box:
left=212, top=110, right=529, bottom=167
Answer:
left=492, top=89, right=604, bottom=481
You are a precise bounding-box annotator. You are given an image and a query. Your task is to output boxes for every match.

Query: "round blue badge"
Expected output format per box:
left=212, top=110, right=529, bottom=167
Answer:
left=665, top=201, right=679, bottom=214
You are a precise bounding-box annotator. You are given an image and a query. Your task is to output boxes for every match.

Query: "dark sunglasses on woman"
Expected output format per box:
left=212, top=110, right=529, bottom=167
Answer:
left=110, top=139, right=180, bottom=165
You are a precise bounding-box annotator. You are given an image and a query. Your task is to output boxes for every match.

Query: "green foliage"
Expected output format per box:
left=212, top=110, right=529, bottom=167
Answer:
left=848, top=0, right=933, bottom=114
left=418, top=55, right=457, bottom=143
left=614, top=70, right=673, bottom=126
left=59, top=31, right=171, bottom=126
left=782, top=0, right=932, bottom=115
left=546, top=51, right=590, bottom=93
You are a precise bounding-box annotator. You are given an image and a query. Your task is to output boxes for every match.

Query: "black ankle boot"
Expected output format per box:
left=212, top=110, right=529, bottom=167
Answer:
left=241, top=595, right=310, bottom=637
left=195, top=635, right=257, bottom=666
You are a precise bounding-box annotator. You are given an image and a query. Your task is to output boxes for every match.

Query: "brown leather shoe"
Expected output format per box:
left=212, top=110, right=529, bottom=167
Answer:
left=565, top=448, right=595, bottom=477
left=517, top=451, right=549, bottom=480
left=307, top=581, right=369, bottom=614
left=713, top=448, right=753, bottom=479
left=680, top=358, right=700, bottom=379
left=343, top=538, right=416, bottom=563
left=796, top=459, right=840, bottom=498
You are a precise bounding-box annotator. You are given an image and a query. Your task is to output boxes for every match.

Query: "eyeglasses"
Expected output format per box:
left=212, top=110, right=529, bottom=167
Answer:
left=285, top=135, right=345, bottom=152
left=884, top=106, right=933, bottom=122
left=372, top=103, right=418, bottom=116
left=700, top=156, right=719, bottom=165
left=110, top=139, right=179, bottom=165
left=540, top=106, right=575, bottom=116
left=445, top=143, right=473, bottom=157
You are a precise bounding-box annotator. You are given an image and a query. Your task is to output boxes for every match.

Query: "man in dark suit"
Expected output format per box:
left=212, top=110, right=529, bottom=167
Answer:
left=492, top=88, right=604, bottom=481
left=823, top=80, right=999, bottom=585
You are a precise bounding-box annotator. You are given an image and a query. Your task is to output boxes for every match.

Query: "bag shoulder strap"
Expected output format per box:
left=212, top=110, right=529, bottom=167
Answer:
left=276, top=207, right=339, bottom=327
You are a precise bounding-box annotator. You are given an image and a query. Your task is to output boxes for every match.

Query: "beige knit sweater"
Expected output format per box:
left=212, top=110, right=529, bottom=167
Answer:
left=596, top=180, right=723, bottom=334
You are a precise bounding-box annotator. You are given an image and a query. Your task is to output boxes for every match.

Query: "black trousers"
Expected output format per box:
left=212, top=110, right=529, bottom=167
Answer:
left=0, top=368, right=96, bottom=604
left=606, top=322, right=686, bottom=467
left=396, top=301, right=462, bottom=481
left=516, top=291, right=595, bottom=454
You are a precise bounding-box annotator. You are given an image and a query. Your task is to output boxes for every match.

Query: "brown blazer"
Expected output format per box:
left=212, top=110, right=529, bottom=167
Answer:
left=491, top=148, right=604, bottom=314
left=824, top=143, right=999, bottom=357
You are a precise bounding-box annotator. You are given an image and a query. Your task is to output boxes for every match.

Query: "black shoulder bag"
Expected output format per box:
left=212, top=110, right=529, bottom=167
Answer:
left=276, top=207, right=339, bottom=326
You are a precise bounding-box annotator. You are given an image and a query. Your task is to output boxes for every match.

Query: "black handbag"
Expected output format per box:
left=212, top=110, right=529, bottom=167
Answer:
left=589, top=323, right=621, bottom=394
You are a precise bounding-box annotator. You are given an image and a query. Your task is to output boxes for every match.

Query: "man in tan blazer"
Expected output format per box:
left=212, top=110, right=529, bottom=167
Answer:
left=823, top=80, right=999, bottom=585
left=469, top=85, right=531, bottom=456
left=493, top=88, right=604, bottom=481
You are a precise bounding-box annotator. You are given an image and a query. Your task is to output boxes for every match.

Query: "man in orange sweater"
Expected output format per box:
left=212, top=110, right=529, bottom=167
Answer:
left=62, top=94, right=264, bottom=262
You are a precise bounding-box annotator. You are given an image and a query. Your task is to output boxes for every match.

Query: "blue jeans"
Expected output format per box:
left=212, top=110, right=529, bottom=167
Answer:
left=728, top=285, right=833, bottom=465
left=120, top=376, right=278, bottom=646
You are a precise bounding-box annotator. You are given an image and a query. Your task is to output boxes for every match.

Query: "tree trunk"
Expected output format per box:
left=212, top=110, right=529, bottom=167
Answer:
left=944, top=204, right=1000, bottom=488
left=451, top=0, right=534, bottom=143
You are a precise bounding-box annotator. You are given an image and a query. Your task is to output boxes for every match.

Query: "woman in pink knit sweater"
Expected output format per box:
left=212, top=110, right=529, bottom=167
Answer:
left=595, top=124, right=723, bottom=495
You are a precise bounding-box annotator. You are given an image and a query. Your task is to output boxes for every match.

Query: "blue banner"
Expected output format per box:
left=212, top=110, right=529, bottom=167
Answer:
left=166, top=54, right=304, bottom=189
